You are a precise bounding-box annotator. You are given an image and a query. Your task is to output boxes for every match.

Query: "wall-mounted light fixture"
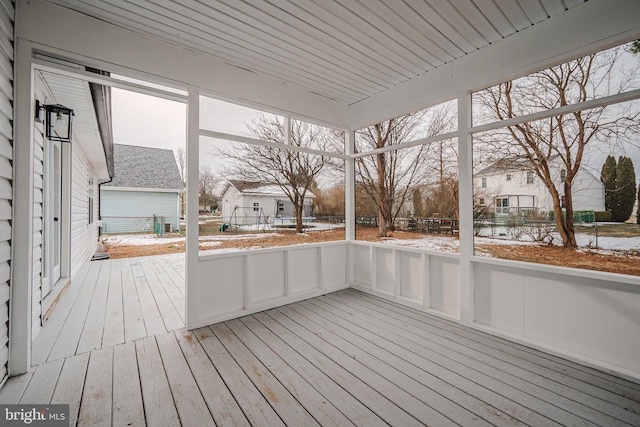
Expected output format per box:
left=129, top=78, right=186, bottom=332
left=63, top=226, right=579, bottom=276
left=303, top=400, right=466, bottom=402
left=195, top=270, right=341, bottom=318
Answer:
left=35, top=100, right=74, bottom=142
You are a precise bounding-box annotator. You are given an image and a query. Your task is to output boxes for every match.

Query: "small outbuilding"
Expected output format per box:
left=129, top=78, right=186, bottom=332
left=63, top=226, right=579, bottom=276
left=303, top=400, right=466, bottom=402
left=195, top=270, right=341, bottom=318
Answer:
left=220, top=180, right=315, bottom=225
left=100, top=144, right=183, bottom=234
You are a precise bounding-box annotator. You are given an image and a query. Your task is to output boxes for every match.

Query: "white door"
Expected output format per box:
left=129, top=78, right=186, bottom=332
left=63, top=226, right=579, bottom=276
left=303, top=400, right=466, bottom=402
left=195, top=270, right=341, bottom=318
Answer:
left=43, top=140, right=62, bottom=295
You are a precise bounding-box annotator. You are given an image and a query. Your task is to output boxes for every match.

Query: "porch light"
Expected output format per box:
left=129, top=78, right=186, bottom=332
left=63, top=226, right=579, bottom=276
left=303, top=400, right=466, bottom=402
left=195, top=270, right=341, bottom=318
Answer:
left=35, top=100, right=74, bottom=142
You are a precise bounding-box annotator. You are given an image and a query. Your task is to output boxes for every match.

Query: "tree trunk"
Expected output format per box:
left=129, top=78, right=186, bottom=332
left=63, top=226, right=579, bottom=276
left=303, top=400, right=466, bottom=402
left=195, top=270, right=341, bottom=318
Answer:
left=562, top=181, right=577, bottom=248
left=295, top=205, right=303, bottom=233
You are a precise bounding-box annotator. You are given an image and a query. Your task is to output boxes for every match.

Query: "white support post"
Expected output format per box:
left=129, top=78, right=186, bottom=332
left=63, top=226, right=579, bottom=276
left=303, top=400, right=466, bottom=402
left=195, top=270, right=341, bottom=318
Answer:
left=345, top=130, right=356, bottom=286
left=9, top=39, right=35, bottom=375
left=185, top=86, right=200, bottom=329
left=458, top=91, right=474, bottom=325
left=344, top=130, right=355, bottom=241
left=284, top=116, right=291, bottom=145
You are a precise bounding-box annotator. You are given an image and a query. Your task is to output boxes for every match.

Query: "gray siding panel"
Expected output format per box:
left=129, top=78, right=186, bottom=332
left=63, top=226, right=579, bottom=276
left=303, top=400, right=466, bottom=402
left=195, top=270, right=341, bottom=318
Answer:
left=0, top=0, right=11, bottom=385
left=100, top=190, right=180, bottom=233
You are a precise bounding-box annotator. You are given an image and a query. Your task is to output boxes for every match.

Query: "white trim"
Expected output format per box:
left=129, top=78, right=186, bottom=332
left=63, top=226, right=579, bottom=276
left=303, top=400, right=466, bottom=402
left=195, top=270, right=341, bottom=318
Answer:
left=199, top=129, right=348, bottom=160
left=470, top=88, right=640, bottom=136
left=101, top=186, right=182, bottom=193
left=185, top=87, right=200, bottom=330
left=10, top=38, right=36, bottom=375
left=352, top=130, right=458, bottom=158
left=457, top=91, right=474, bottom=325
left=31, top=59, right=188, bottom=104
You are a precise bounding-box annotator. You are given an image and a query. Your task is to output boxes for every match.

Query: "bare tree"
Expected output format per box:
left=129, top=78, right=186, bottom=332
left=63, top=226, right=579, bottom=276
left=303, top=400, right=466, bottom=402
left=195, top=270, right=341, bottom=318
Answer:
left=476, top=47, right=639, bottom=247
left=217, top=116, right=340, bottom=233
left=199, top=166, right=216, bottom=212
left=175, top=147, right=186, bottom=217
left=356, top=104, right=456, bottom=237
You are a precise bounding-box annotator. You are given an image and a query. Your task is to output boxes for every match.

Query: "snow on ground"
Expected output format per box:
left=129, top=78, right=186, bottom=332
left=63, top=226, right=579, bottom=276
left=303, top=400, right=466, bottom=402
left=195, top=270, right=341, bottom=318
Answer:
left=102, top=232, right=278, bottom=247
left=476, top=225, right=639, bottom=251
left=104, top=225, right=638, bottom=255
left=101, top=234, right=185, bottom=246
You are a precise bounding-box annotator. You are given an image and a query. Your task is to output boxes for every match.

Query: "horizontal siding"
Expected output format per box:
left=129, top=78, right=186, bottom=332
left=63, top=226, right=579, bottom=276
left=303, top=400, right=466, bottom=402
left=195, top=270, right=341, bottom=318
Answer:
left=31, top=121, right=44, bottom=340
left=101, top=190, right=179, bottom=233
left=0, top=0, right=11, bottom=383
left=70, top=145, right=99, bottom=275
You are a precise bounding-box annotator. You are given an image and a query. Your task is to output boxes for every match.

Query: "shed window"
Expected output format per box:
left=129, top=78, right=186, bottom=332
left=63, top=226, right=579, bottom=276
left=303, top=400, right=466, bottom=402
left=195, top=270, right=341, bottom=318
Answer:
left=277, top=201, right=285, bottom=212
left=253, top=202, right=260, bottom=212
left=506, top=174, right=512, bottom=181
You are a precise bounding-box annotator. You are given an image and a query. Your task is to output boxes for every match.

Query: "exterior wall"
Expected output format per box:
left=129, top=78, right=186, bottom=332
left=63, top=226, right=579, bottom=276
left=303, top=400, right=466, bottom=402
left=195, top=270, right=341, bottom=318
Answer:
left=475, top=166, right=605, bottom=214
left=100, top=189, right=180, bottom=233
left=70, top=145, right=99, bottom=275
left=221, top=186, right=314, bottom=225
left=31, top=74, right=101, bottom=339
left=0, top=0, right=12, bottom=385
left=221, top=186, right=242, bottom=223
left=31, top=96, right=44, bottom=339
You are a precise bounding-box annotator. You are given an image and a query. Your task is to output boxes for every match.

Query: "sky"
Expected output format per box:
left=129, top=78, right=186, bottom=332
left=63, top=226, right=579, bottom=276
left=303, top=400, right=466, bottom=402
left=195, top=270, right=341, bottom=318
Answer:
left=111, top=88, right=280, bottom=173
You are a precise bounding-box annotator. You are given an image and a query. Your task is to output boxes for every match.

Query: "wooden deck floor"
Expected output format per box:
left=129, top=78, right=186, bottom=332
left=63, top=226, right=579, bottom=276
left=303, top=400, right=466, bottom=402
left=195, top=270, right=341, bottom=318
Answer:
left=1, top=254, right=639, bottom=426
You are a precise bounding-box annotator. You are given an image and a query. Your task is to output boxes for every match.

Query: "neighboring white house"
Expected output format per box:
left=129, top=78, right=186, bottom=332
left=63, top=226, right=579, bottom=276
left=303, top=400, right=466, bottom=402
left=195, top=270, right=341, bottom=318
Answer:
left=474, top=157, right=605, bottom=216
left=100, top=144, right=183, bottom=233
left=220, top=180, right=315, bottom=225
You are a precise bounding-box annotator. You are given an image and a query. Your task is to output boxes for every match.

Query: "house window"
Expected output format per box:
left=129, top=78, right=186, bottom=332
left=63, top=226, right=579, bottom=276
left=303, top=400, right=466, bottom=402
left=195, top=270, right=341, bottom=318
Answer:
left=527, top=171, right=534, bottom=184
left=253, top=202, right=260, bottom=212
left=561, top=195, right=566, bottom=208
left=496, top=197, right=509, bottom=207
left=506, top=174, right=512, bottom=181
left=479, top=198, right=485, bottom=206
left=482, top=177, right=487, bottom=188
left=560, top=169, right=566, bottom=183
left=277, top=201, right=285, bottom=212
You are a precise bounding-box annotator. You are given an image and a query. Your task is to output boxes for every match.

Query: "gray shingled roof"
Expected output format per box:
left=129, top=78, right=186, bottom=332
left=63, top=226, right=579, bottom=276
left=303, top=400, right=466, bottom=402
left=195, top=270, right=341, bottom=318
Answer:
left=104, top=144, right=183, bottom=190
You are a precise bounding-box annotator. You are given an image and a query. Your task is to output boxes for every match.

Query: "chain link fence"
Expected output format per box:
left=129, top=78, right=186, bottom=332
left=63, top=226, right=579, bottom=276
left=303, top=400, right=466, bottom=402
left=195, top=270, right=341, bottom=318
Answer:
left=474, top=215, right=640, bottom=252
left=100, top=215, right=178, bottom=236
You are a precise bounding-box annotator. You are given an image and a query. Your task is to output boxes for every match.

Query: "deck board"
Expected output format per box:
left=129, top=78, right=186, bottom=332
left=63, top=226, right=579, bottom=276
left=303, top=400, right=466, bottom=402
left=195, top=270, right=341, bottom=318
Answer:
left=155, top=332, right=215, bottom=426
left=78, top=346, right=113, bottom=427
left=136, top=335, right=180, bottom=426
left=31, top=261, right=93, bottom=365
left=112, top=341, right=145, bottom=427
left=120, top=258, right=148, bottom=342
left=331, top=291, right=640, bottom=424
left=101, top=259, right=125, bottom=348
left=19, top=359, right=63, bottom=404
left=47, top=262, right=102, bottom=361
left=290, top=300, right=533, bottom=426
left=175, top=328, right=250, bottom=426
left=1, top=255, right=637, bottom=426
left=196, top=326, right=286, bottom=426
left=51, top=353, right=89, bottom=427
left=224, top=317, right=355, bottom=427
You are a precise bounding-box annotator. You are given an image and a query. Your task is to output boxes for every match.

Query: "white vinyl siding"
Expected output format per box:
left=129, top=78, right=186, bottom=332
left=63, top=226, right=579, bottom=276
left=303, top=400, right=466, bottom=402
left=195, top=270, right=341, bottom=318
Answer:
left=31, top=117, right=44, bottom=339
left=0, top=0, right=12, bottom=384
left=100, top=190, right=180, bottom=233
left=70, top=147, right=99, bottom=275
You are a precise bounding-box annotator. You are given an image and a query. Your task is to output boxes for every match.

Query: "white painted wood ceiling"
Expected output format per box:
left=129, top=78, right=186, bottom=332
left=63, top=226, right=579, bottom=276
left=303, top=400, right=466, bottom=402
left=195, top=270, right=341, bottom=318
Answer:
left=48, top=0, right=586, bottom=105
